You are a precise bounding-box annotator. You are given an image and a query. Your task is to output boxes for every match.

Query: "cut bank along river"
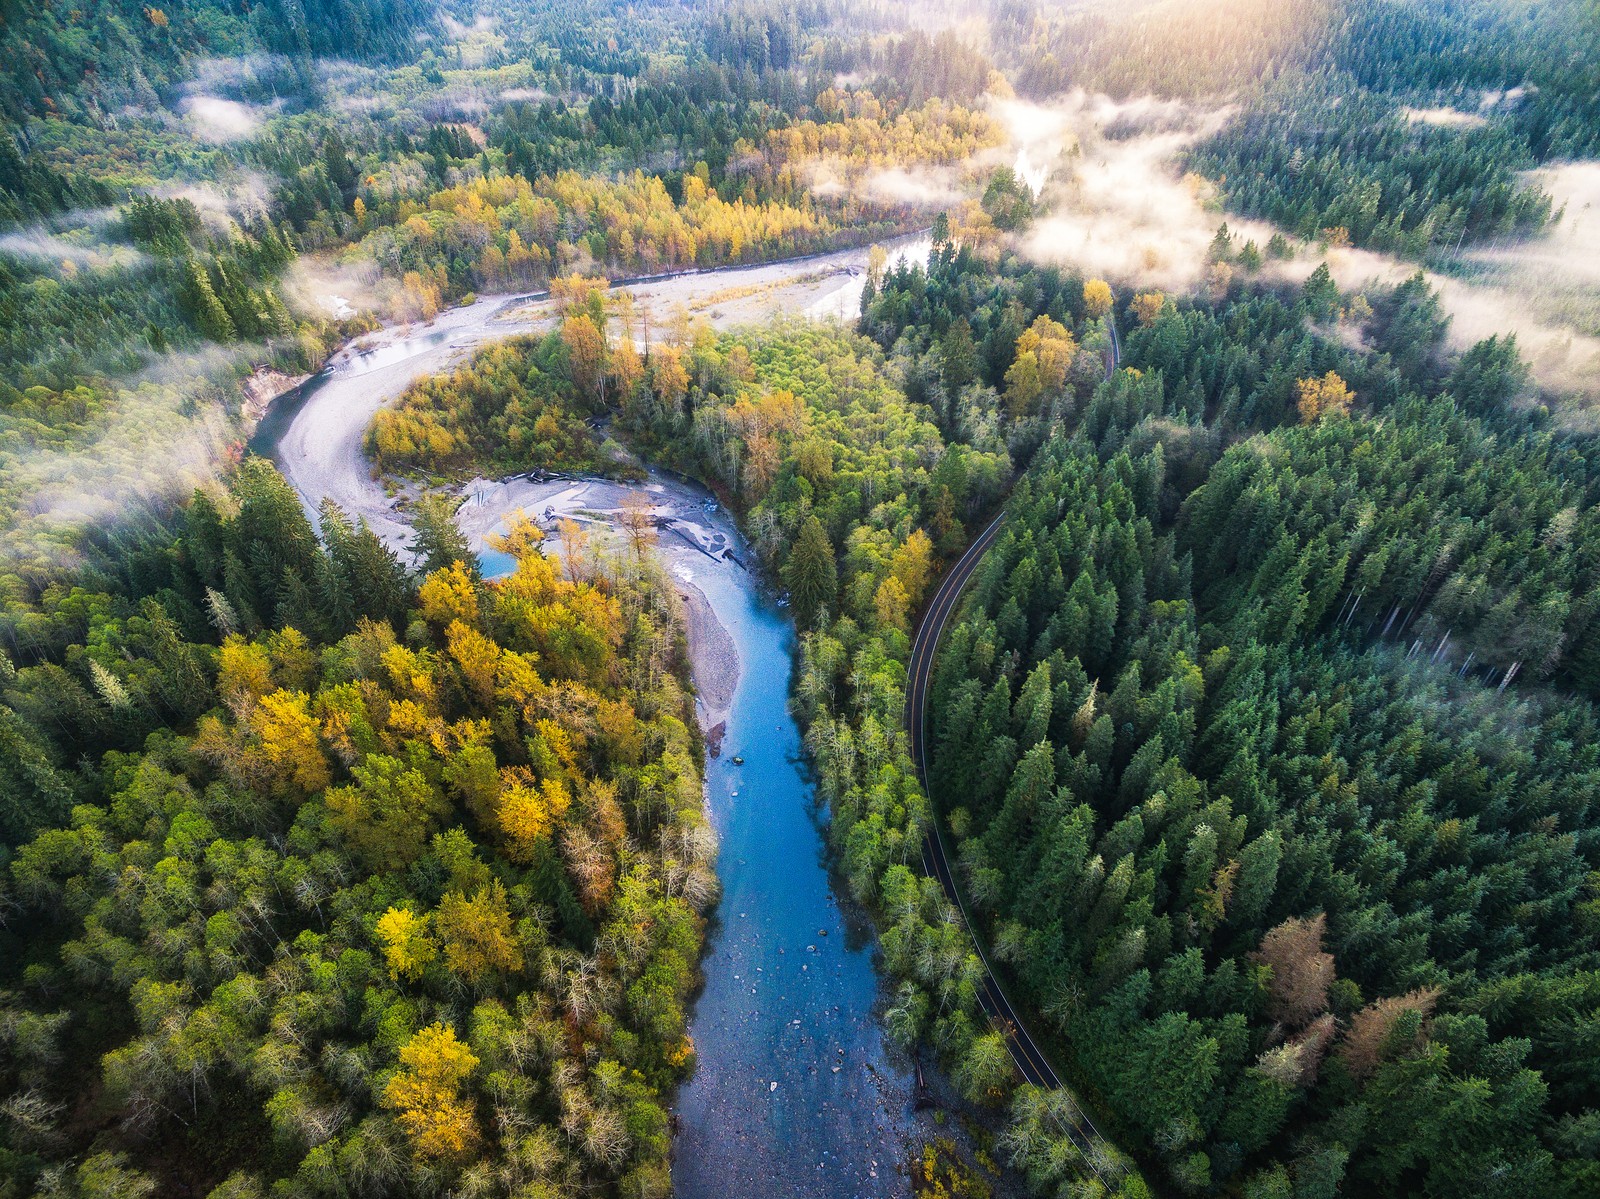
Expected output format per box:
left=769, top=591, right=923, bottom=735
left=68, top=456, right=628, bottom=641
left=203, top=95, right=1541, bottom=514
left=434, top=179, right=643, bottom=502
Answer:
left=255, top=239, right=946, bottom=1197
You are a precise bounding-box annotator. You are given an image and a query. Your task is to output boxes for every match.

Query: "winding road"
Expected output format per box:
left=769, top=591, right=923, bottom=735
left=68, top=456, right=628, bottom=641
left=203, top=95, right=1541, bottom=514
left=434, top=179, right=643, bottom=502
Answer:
left=903, top=309, right=1123, bottom=1177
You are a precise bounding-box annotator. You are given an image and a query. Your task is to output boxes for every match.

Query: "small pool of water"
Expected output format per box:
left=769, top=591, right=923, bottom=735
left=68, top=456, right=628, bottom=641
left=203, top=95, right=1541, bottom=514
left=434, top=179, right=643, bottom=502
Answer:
left=476, top=546, right=515, bottom=580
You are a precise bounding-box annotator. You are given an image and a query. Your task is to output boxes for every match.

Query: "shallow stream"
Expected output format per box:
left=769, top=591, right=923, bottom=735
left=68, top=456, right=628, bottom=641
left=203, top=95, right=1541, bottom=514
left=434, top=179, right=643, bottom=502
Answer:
left=473, top=474, right=932, bottom=1197
left=649, top=492, right=927, bottom=1198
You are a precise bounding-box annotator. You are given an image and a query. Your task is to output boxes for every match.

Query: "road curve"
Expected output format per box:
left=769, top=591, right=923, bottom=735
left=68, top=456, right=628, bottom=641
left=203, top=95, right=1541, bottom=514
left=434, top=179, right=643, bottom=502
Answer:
left=906, top=516, right=1093, bottom=1102
left=903, top=309, right=1123, bottom=1175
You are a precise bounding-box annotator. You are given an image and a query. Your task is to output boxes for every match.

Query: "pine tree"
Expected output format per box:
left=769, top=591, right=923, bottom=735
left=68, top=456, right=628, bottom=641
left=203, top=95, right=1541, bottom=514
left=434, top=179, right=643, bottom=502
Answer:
left=0, top=706, right=74, bottom=842
left=784, top=516, right=837, bottom=628
left=412, top=493, right=473, bottom=576
left=184, top=259, right=236, bottom=341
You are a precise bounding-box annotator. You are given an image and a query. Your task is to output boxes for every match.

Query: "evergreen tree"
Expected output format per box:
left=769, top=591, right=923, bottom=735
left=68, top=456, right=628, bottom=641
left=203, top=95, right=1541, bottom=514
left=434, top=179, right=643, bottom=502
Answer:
left=784, top=516, right=838, bottom=628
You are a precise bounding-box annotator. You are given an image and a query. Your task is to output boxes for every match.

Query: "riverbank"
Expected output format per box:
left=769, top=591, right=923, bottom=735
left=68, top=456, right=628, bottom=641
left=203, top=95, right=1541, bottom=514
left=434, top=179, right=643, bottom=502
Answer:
left=253, top=234, right=929, bottom=559
left=461, top=469, right=952, bottom=1196
left=455, top=471, right=743, bottom=742
left=678, top=579, right=739, bottom=748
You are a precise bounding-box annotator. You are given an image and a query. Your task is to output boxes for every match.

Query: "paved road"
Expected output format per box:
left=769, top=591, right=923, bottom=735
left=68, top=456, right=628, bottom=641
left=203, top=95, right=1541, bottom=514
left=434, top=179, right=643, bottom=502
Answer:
left=903, top=309, right=1123, bottom=1171
left=906, top=514, right=1075, bottom=1094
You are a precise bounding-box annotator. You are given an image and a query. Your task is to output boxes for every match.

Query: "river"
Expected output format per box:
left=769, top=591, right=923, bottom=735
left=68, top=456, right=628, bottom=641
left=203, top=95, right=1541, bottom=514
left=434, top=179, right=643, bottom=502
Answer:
left=247, top=234, right=928, bottom=552
left=668, top=520, right=924, bottom=1198
left=255, top=238, right=947, bottom=1195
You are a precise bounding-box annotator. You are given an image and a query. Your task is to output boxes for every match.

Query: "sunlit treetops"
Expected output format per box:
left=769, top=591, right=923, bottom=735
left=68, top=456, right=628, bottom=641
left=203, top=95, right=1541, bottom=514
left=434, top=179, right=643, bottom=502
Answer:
left=0, top=475, right=712, bottom=1194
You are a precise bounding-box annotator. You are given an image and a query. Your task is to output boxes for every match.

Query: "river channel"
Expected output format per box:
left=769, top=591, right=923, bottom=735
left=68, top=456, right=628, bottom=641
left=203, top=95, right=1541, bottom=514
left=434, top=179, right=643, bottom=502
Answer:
left=663, top=501, right=925, bottom=1198
left=255, top=239, right=945, bottom=1195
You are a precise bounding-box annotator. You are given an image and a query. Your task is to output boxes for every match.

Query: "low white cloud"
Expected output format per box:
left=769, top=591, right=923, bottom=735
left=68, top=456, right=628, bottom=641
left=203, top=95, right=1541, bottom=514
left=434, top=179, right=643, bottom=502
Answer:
left=0, top=225, right=145, bottom=272
left=1002, top=92, right=1275, bottom=292
left=808, top=163, right=970, bottom=208
left=181, top=95, right=278, bottom=143
left=283, top=255, right=386, bottom=319
left=151, top=175, right=276, bottom=227
left=1271, top=243, right=1600, bottom=402
left=995, top=92, right=1600, bottom=405
left=1265, top=162, right=1600, bottom=404
left=1404, top=106, right=1488, bottom=129
left=1479, top=86, right=1530, bottom=111
left=186, top=53, right=296, bottom=96
left=1, top=343, right=262, bottom=565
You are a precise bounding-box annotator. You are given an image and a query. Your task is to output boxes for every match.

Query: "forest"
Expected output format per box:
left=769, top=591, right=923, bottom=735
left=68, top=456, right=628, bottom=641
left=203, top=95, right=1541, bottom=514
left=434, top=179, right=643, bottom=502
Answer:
left=1, top=460, right=712, bottom=1196
left=0, top=0, right=1007, bottom=581
left=847, top=233, right=1600, bottom=1192
left=4, top=0, right=1600, bottom=1197
left=365, top=320, right=620, bottom=482
left=999, top=0, right=1598, bottom=258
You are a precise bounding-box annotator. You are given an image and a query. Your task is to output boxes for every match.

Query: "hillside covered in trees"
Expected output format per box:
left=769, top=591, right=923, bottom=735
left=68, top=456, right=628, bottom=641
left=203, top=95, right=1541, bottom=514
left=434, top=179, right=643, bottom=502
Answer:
left=853, top=240, right=1600, bottom=1192
left=998, top=0, right=1598, bottom=257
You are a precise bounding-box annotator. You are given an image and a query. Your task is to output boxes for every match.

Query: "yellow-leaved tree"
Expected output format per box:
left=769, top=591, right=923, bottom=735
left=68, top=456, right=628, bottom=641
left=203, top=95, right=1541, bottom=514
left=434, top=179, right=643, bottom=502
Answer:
left=562, top=313, right=607, bottom=405
left=1297, top=371, right=1354, bottom=423
left=376, top=906, right=437, bottom=981
left=495, top=766, right=572, bottom=860
left=873, top=574, right=909, bottom=633
left=1131, top=290, right=1167, bottom=327
left=888, top=528, right=934, bottom=608
left=253, top=690, right=330, bottom=796
left=382, top=1023, right=480, bottom=1159
left=1083, top=278, right=1114, bottom=318
left=446, top=619, right=500, bottom=705
left=435, top=880, right=524, bottom=981
left=1003, top=315, right=1077, bottom=419
left=217, top=637, right=274, bottom=708
left=419, top=561, right=480, bottom=628
left=650, top=344, right=690, bottom=414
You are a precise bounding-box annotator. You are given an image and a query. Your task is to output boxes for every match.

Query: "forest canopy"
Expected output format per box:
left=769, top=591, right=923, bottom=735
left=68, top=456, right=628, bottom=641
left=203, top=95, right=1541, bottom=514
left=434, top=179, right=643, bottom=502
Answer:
left=0, top=463, right=712, bottom=1196
left=4, top=1, right=1600, bottom=1197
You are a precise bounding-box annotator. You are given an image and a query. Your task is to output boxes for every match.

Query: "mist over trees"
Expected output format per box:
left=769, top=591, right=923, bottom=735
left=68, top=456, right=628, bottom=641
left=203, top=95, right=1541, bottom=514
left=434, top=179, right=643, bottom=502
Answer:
left=995, top=0, right=1598, bottom=257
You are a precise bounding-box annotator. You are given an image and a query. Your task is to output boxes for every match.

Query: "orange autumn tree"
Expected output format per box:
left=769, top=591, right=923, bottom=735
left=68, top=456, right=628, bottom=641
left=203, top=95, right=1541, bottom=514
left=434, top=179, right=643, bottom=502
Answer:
left=1253, top=913, right=1336, bottom=1027
left=1339, top=987, right=1441, bottom=1080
